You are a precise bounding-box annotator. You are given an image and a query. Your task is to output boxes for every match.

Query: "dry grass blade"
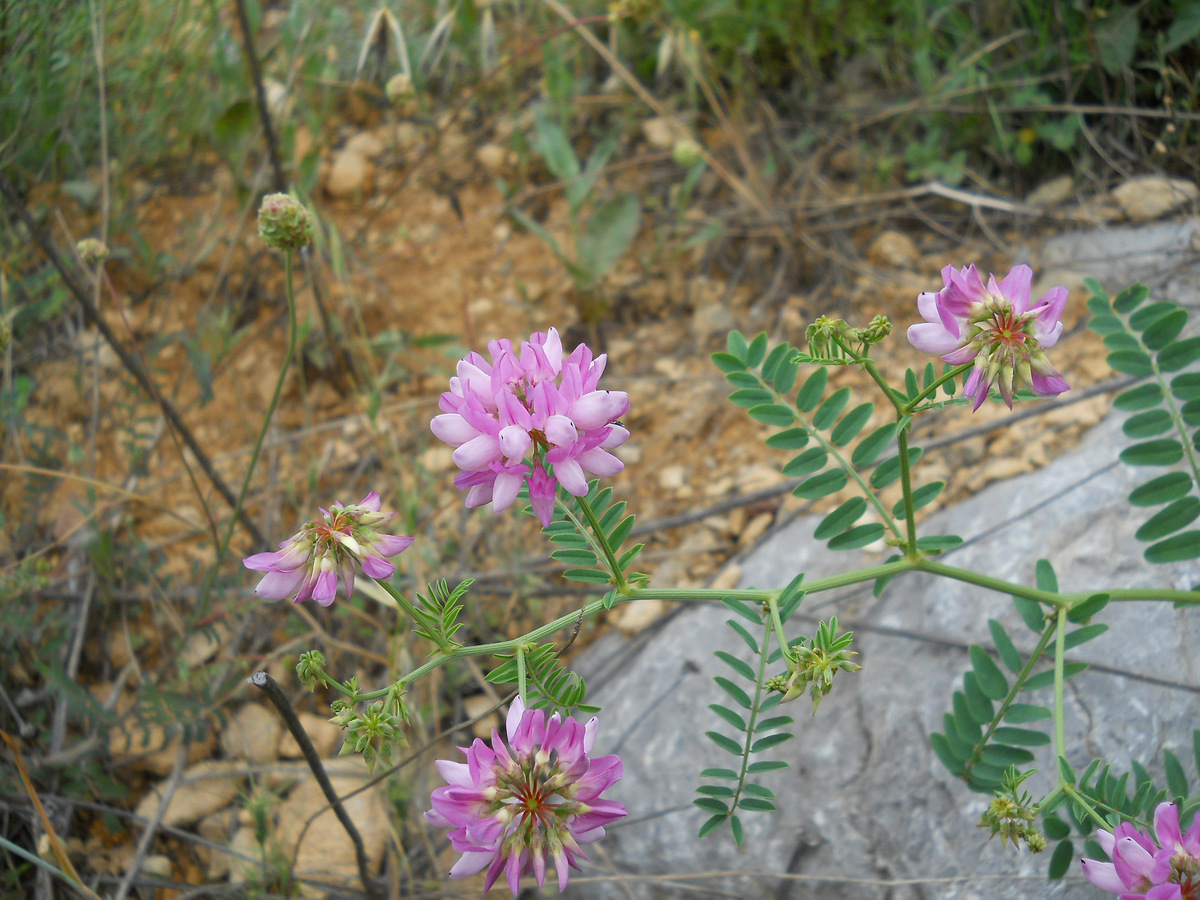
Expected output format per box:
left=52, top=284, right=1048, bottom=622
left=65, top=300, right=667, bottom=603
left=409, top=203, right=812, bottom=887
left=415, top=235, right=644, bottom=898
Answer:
left=0, top=732, right=104, bottom=900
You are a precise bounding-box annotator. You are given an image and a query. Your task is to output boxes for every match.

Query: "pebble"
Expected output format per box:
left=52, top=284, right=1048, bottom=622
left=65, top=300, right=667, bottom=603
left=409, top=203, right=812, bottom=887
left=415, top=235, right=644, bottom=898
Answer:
left=277, top=711, right=341, bottom=759
left=343, top=130, right=385, bottom=159
left=1025, top=175, right=1074, bottom=209
left=219, top=703, right=282, bottom=764
left=1111, top=175, right=1198, bottom=222
left=642, top=116, right=688, bottom=151
left=276, top=761, right=389, bottom=885
left=867, top=230, right=920, bottom=268
left=134, top=760, right=243, bottom=827
left=324, top=149, right=371, bottom=198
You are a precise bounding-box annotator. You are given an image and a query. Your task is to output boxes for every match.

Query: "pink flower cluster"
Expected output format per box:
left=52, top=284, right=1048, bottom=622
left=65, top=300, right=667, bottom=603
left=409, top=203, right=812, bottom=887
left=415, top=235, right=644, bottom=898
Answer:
left=1081, top=803, right=1200, bottom=899
left=908, top=263, right=1070, bottom=410
left=426, top=696, right=626, bottom=894
left=243, top=491, right=413, bottom=606
left=431, top=328, right=630, bottom=526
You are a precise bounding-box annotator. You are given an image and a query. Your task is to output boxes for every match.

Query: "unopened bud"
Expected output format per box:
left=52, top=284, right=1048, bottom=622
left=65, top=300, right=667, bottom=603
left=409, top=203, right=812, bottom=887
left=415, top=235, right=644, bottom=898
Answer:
left=76, top=238, right=109, bottom=265
left=672, top=138, right=703, bottom=167
left=257, top=193, right=314, bottom=251
left=385, top=72, right=414, bottom=104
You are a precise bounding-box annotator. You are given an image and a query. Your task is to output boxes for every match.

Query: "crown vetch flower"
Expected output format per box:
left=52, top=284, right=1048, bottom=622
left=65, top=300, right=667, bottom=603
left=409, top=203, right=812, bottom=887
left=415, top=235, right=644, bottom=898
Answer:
left=243, top=491, right=413, bottom=606
left=1080, top=802, right=1200, bottom=899
left=907, top=263, right=1070, bottom=411
left=425, top=696, right=626, bottom=895
left=431, top=328, right=630, bottom=526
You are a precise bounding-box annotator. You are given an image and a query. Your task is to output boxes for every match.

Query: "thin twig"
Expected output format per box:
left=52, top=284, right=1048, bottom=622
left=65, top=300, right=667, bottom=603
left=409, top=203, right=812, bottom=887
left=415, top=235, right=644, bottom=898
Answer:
left=0, top=175, right=269, bottom=549
left=233, top=0, right=287, bottom=192
left=248, top=671, right=381, bottom=900
left=112, top=742, right=189, bottom=900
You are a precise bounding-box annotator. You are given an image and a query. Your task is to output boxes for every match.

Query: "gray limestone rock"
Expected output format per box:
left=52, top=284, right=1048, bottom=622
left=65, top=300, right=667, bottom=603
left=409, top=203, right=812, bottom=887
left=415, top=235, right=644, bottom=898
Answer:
left=574, top=415, right=1199, bottom=900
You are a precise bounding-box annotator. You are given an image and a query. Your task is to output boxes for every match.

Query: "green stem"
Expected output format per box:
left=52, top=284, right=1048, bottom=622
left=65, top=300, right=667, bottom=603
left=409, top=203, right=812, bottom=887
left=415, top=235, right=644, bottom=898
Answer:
left=916, top=558, right=1070, bottom=608
left=895, top=427, right=921, bottom=556
left=1053, top=605, right=1068, bottom=777
left=1061, top=783, right=1111, bottom=830
left=901, top=362, right=974, bottom=413
left=1094, top=588, right=1200, bottom=604
left=857, top=355, right=907, bottom=412
left=517, top=645, right=528, bottom=698
left=728, top=615, right=775, bottom=818
left=766, top=595, right=791, bottom=655
left=377, top=580, right=438, bottom=637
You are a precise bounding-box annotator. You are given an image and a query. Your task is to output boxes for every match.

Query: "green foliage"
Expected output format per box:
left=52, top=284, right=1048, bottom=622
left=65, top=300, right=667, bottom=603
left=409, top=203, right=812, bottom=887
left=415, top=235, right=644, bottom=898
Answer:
left=486, top=643, right=593, bottom=715
left=930, top=586, right=1106, bottom=794
left=715, top=330, right=938, bottom=552
left=410, top=579, right=470, bottom=653
left=538, top=480, right=646, bottom=600
left=695, top=599, right=794, bottom=845
left=1086, top=281, right=1200, bottom=564
left=510, top=113, right=641, bottom=293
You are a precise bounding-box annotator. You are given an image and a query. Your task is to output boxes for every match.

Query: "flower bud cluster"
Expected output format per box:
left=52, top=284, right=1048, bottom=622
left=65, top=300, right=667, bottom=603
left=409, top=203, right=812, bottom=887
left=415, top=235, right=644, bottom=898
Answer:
left=769, top=617, right=861, bottom=713
left=257, top=192, right=314, bottom=252
left=431, top=328, right=630, bottom=526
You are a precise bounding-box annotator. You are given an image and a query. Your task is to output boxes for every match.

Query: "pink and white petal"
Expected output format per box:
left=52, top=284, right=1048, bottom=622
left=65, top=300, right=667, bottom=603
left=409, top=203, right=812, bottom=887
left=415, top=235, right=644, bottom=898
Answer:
left=601, top=423, right=630, bottom=449
left=506, top=695, right=527, bottom=740
left=1080, top=859, right=1125, bottom=893
left=1097, top=828, right=1116, bottom=857
left=371, top=534, right=414, bottom=557
left=359, top=555, right=395, bottom=579
left=907, top=322, right=961, bottom=356
left=577, top=447, right=624, bottom=477
left=552, top=457, right=589, bottom=496
left=1036, top=318, right=1065, bottom=348
left=916, top=291, right=942, bottom=324
left=1030, top=372, right=1070, bottom=396
left=571, top=391, right=630, bottom=430
left=940, top=343, right=979, bottom=366
left=505, top=847, right=525, bottom=896
left=430, top=413, right=479, bottom=446
left=452, top=434, right=502, bottom=471
left=464, top=482, right=494, bottom=509
left=997, top=265, right=1034, bottom=313
left=357, top=491, right=382, bottom=511
left=491, top=469, right=524, bottom=513
left=498, top=424, right=532, bottom=461
left=449, top=850, right=497, bottom=879
left=435, top=759, right=475, bottom=787
left=1154, top=803, right=1183, bottom=850
left=254, top=567, right=308, bottom=600
left=543, top=414, right=579, bottom=448
left=312, top=567, right=339, bottom=606
left=1146, top=884, right=1184, bottom=900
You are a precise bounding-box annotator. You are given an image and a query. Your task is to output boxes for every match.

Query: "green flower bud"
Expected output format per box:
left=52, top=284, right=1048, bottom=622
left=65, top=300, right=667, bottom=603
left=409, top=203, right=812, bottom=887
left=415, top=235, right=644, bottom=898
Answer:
left=257, top=193, right=314, bottom=251
left=76, top=238, right=110, bottom=266
left=672, top=138, right=704, bottom=168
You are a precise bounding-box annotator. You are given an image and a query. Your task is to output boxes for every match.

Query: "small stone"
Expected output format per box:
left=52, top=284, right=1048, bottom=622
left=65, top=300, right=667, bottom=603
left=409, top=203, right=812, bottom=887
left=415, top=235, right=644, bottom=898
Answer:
left=657, top=464, right=688, bottom=492
left=278, top=712, right=341, bottom=759
left=1111, top=176, right=1198, bottom=222
left=867, top=231, right=920, bottom=268
left=738, top=512, right=774, bottom=548
left=420, top=445, right=456, bottom=474
left=324, top=150, right=371, bottom=199
left=142, top=855, right=172, bottom=880
left=108, top=723, right=215, bottom=775
left=276, top=761, right=389, bottom=885
left=225, top=825, right=262, bottom=885
left=462, top=694, right=501, bottom=740
left=135, top=760, right=243, bottom=827
left=691, top=301, right=735, bottom=344
left=179, top=620, right=231, bottom=668
left=344, top=130, right=385, bottom=159
left=1025, top=175, right=1074, bottom=209
left=642, top=116, right=688, bottom=151
left=476, top=142, right=510, bottom=176
left=219, top=703, right=282, bottom=764
left=612, top=598, right=667, bottom=634
left=710, top=564, right=742, bottom=592
left=196, top=809, right=238, bottom=881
